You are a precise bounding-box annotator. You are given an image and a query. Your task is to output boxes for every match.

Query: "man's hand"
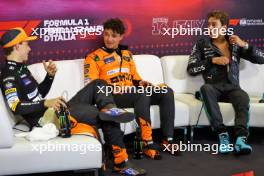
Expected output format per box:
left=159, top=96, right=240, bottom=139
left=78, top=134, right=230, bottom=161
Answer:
left=212, top=56, right=230, bottom=66
left=43, top=60, right=57, bottom=77
left=139, top=80, right=153, bottom=87
left=229, top=35, right=248, bottom=48
left=44, top=97, right=67, bottom=112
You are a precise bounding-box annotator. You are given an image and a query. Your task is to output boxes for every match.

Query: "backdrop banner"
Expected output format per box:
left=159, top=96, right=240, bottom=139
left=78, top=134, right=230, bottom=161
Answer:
left=0, top=0, right=263, bottom=66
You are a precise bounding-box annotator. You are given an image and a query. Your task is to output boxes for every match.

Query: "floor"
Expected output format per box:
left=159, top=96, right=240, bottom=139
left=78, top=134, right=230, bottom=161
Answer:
left=20, top=127, right=264, bottom=176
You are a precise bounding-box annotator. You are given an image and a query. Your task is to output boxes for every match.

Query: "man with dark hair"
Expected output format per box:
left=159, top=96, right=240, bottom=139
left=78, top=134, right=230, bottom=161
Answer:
left=0, top=27, right=146, bottom=176
left=103, top=18, right=125, bottom=35
left=187, top=10, right=264, bottom=154
left=207, top=10, right=229, bottom=26
left=84, top=18, right=176, bottom=161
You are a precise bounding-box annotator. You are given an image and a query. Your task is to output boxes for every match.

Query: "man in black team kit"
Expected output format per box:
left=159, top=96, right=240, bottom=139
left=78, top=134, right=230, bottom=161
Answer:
left=187, top=10, right=264, bottom=155
left=0, top=27, right=146, bottom=175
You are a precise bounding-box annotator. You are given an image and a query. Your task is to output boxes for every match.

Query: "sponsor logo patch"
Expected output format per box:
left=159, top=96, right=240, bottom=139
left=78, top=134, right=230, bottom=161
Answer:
left=5, top=88, right=17, bottom=95
left=27, top=88, right=39, bottom=99
left=84, top=64, right=90, bottom=69
left=6, top=92, right=17, bottom=100
left=104, top=57, right=115, bottom=64
left=3, top=76, right=15, bottom=82
left=22, top=78, right=32, bottom=86
left=4, top=82, right=13, bottom=89
left=20, top=74, right=27, bottom=78
left=107, top=68, right=129, bottom=75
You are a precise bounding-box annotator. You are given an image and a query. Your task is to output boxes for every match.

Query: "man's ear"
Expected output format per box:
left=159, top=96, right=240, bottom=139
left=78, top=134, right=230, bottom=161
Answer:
left=14, top=44, right=19, bottom=51
left=222, top=24, right=227, bottom=29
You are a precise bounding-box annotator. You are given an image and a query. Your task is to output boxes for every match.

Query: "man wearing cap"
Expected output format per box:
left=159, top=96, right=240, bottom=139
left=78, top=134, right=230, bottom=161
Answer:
left=0, top=28, right=147, bottom=176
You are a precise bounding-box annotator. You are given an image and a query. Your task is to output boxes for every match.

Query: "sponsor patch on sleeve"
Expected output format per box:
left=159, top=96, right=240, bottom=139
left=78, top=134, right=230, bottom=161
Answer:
left=4, top=82, right=14, bottom=89
left=6, top=93, right=19, bottom=111
left=22, top=78, right=32, bottom=86
left=3, top=76, right=15, bottom=82
left=5, top=88, right=17, bottom=95
left=84, top=64, right=90, bottom=74
left=84, top=64, right=90, bottom=69
left=27, top=88, right=39, bottom=100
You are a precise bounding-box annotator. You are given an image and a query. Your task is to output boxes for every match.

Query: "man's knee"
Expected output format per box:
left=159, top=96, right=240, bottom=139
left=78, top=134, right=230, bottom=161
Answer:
left=136, top=91, right=150, bottom=100
left=240, top=90, right=250, bottom=104
left=83, top=79, right=108, bottom=90
left=87, top=79, right=112, bottom=95
left=234, top=90, right=250, bottom=108
left=157, top=86, right=174, bottom=102
left=93, top=79, right=108, bottom=86
left=164, top=86, right=174, bottom=96
left=200, top=84, right=215, bottom=95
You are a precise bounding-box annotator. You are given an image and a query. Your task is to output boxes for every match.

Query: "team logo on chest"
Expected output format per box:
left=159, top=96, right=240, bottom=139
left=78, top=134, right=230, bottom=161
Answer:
left=104, top=57, right=115, bottom=64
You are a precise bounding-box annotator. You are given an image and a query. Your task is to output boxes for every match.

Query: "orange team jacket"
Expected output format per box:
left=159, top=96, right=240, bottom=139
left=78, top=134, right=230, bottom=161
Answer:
left=84, top=45, right=142, bottom=86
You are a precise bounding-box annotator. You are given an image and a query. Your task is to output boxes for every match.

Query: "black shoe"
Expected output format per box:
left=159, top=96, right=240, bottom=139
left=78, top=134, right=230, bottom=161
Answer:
left=161, top=139, right=181, bottom=156
left=143, top=141, right=162, bottom=160
left=99, top=108, right=135, bottom=123
left=113, top=161, right=147, bottom=175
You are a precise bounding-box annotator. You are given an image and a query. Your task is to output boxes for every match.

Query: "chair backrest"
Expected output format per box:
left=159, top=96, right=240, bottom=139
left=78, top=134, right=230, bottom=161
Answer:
left=28, top=59, right=85, bottom=101
left=133, top=55, right=164, bottom=84
left=161, top=55, right=203, bottom=94
left=161, top=55, right=264, bottom=97
left=239, top=59, right=264, bottom=97
left=0, top=89, right=14, bottom=148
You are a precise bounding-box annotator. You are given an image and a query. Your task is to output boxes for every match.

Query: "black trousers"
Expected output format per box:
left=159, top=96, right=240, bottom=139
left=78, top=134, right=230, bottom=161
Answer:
left=113, top=86, right=175, bottom=139
left=200, top=83, right=250, bottom=137
left=68, top=79, right=125, bottom=148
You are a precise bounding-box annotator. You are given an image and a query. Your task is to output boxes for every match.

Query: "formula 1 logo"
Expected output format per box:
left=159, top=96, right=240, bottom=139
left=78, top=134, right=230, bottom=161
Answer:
left=0, top=18, right=133, bottom=42
left=229, top=19, right=240, bottom=26
left=0, top=20, right=41, bottom=38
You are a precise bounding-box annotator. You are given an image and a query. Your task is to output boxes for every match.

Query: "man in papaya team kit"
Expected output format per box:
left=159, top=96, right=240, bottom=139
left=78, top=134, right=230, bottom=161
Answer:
left=84, top=18, right=177, bottom=160
left=0, top=27, right=146, bottom=176
left=187, top=10, right=264, bottom=155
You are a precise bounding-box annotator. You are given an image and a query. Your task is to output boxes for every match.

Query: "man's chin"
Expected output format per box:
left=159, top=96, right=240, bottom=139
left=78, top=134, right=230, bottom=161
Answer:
left=105, top=44, right=119, bottom=49
left=23, top=58, right=29, bottom=63
left=105, top=45, right=114, bottom=49
left=210, top=35, right=220, bottom=39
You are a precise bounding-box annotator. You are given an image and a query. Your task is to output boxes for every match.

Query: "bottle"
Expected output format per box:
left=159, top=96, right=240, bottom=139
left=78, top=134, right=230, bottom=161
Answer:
left=58, top=106, right=71, bottom=138
left=133, top=126, right=143, bottom=159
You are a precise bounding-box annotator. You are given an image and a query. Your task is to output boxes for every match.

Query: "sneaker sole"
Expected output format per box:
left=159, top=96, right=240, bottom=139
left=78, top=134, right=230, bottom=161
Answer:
left=99, top=112, right=135, bottom=123
left=218, top=150, right=232, bottom=155
left=144, top=153, right=162, bottom=160
left=234, top=148, right=252, bottom=155
left=113, top=167, right=147, bottom=176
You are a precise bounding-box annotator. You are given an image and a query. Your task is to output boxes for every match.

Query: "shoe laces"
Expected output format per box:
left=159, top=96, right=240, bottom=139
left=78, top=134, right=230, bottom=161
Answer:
left=239, top=136, right=247, bottom=143
left=219, top=133, right=229, bottom=145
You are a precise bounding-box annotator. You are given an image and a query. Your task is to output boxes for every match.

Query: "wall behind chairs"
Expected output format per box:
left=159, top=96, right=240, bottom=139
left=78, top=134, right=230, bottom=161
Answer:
left=0, top=0, right=263, bottom=67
